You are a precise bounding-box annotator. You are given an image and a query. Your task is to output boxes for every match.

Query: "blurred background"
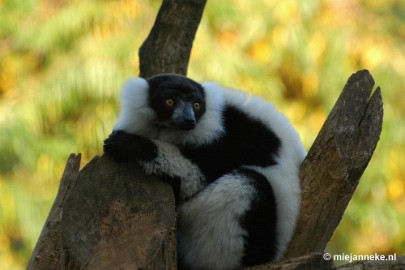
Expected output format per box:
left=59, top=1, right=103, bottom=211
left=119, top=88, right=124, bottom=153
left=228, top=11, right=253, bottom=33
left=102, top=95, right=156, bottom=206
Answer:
left=0, top=0, right=404, bottom=268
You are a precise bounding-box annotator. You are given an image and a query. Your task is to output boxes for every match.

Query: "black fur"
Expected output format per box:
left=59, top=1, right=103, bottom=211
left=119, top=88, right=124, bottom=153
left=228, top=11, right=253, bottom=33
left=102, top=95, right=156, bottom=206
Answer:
left=104, top=131, right=157, bottom=162
left=239, top=168, right=278, bottom=265
left=147, top=75, right=206, bottom=125
left=180, top=106, right=280, bottom=183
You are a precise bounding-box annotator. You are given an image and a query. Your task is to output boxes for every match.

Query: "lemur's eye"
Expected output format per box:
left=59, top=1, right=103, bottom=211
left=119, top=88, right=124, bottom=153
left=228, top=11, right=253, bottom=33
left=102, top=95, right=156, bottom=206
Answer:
left=165, top=99, right=174, bottom=107
left=193, top=103, right=200, bottom=110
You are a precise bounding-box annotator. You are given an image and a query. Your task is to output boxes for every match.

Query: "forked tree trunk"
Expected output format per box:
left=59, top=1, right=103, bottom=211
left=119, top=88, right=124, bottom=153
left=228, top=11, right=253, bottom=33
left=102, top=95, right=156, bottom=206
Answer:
left=28, top=1, right=402, bottom=269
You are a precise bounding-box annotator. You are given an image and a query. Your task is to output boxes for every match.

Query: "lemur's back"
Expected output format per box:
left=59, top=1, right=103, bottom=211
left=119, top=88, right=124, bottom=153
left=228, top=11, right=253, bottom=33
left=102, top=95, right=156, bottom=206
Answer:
left=179, top=104, right=281, bottom=184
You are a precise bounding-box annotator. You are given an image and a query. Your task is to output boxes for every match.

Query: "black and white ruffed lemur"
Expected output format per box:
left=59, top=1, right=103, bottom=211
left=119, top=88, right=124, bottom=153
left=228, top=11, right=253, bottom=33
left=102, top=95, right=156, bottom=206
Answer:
left=103, top=74, right=306, bottom=270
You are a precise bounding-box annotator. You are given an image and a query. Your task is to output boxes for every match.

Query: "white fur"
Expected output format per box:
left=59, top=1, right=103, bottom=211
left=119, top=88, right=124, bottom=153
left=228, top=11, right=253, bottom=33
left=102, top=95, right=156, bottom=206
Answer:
left=140, top=140, right=205, bottom=200
left=178, top=173, right=256, bottom=269
left=114, top=78, right=157, bottom=137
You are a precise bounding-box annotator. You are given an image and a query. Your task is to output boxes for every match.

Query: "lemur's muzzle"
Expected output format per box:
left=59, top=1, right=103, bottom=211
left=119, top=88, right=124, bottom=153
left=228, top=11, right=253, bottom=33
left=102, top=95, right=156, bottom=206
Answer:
left=173, top=103, right=196, bottom=130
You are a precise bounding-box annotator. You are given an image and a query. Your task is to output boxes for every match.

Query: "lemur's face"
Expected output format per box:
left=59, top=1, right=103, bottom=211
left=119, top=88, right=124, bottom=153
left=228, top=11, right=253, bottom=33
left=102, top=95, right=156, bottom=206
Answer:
left=147, top=75, right=206, bottom=130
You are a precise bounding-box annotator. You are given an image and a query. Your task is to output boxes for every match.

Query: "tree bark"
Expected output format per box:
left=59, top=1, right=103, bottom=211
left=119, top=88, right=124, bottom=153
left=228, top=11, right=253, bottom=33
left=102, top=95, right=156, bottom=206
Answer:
left=285, top=70, right=383, bottom=257
left=139, top=0, right=207, bottom=78
left=244, top=254, right=405, bottom=270
left=27, top=154, right=81, bottom=270
left=60, top=156, right=176, bottom=270
left=244, top=253, right=333, bottom=270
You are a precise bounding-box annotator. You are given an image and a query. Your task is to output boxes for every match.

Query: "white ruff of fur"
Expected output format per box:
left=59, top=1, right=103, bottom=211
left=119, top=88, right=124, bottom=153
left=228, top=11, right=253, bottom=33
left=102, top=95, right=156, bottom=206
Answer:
left=113, top=77, right=158, bottom=137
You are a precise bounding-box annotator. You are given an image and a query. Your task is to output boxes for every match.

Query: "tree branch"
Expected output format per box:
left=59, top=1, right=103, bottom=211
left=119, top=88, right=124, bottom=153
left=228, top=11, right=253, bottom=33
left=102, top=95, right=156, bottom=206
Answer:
left=27, top=154, right=81, bottom=269
left=285, top=70, right=383, bottom=256
left=139, top=0, right=207, bottom=77
left=244, top=253, right=332, bottom=270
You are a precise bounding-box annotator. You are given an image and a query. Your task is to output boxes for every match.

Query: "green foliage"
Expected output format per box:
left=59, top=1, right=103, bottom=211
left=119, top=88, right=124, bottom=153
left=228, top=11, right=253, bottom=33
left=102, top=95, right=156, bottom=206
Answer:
left=0, top=0, right=404, bottom=268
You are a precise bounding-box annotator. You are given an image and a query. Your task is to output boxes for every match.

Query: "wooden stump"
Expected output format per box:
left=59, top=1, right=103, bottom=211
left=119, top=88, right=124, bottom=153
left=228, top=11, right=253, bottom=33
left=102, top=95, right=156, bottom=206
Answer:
left=28, top=155, right=176, bottom=270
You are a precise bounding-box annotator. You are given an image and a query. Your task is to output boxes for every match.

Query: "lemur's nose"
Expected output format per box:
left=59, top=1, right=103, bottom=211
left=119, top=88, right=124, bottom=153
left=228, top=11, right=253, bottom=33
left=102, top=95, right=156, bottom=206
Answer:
left=183, top=118, right=196, bottom=130
left=184, top=118, right=196, bottom=125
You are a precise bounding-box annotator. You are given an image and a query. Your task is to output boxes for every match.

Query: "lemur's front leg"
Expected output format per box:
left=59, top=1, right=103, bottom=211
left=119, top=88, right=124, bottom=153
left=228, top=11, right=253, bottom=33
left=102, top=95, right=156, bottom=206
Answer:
left=103, top=130, right=205, bottom=200
left=103, top=130, right=157, bottom=162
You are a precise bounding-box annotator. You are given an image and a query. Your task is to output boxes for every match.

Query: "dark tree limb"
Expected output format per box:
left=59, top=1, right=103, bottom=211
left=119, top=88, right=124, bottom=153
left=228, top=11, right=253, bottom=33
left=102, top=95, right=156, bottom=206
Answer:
left=244, top=254, right=405, bottom=270
left=285, top=70, right=383, bottom=257
left=139, top=0, right=207, bottom=78
left=244, top=253, right=333, bottom=270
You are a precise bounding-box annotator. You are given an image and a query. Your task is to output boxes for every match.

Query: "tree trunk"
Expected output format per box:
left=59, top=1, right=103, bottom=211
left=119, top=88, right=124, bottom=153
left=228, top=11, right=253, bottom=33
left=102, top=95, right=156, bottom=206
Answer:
left=139, top=0, right=207, bottom=78
left=59, top=156, right=176, bottom=270
left=27, top=154, right=81, bottom=270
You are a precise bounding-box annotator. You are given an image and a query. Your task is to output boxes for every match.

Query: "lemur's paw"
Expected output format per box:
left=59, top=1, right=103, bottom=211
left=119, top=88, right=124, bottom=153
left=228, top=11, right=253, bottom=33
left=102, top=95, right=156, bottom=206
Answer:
left=104, top=130, right=157, bottom=162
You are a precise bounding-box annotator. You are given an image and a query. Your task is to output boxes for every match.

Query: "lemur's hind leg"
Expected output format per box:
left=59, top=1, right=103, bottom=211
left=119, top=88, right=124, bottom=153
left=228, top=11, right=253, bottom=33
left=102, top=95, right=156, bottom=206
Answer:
left=177, top=168, right=278, bottom=270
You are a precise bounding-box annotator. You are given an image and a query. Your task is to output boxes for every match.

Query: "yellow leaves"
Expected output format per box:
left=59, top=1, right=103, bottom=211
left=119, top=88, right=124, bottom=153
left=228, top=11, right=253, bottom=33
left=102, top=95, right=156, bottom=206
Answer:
left=302, top=70, right=319, bottom=97
left=0, top=50, right=42, bottom=100
left=271, top=26, right=289, bottom=48
left=106, top=0, right=141, bottom=19
left=0, top=250, right=20, bottom=270
left=386, top=149, right=405, bottom=211
left=354, top=221, right=391, bottom=254
left=36, top=154, right=52, bottom=176
left=308, top=32, right=327, bottom=62
left=35, top=154, right=63, bottom=197
left=363, top=45, right=384, bottom=69
left=0, top=234, right=11, bottom=253
left=248, top=39, right=272, bottom=63
left=273, top=1, right=300, bottom=23
left=92, top=0, right=142, bottom=39
left=350, top=38, right=387, bottom=69
left=0, top=189, right=16, bottom=225
left=218, top=30, right=238, bottom=49
left=0, top=54, right=19, bottom=96
left=387, top=179, right=405, bottom=201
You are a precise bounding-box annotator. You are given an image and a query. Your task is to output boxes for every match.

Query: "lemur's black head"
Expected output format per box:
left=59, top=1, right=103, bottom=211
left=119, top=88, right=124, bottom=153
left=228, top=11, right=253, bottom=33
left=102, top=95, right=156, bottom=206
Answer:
left=147, top=74, right=206, bottom=130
